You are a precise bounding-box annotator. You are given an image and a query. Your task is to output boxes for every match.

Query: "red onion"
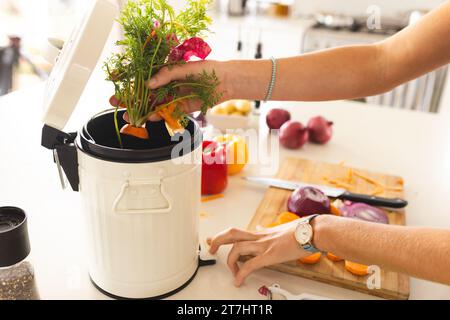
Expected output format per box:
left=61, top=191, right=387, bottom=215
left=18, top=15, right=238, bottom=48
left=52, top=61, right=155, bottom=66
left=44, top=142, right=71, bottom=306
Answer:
left=266, top=108, right=291, bottom=129
left=279, top=121, right=309, bottom=149
left=287, top=187, right=331, bottom=217
left=340, top=203, right=389, bottom=224
left=307, top=116, right=333, bottom=144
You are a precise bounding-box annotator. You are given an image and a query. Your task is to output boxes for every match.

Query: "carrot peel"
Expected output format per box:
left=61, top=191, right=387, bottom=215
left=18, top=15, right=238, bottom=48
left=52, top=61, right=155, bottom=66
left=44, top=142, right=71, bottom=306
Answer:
left=120, top=124, right=149, bottom=139
left=158, top=103, right=185, bottom=136
left=201, top=194, right=224, bottom=202
left=330, top=204, right=341, bottom=216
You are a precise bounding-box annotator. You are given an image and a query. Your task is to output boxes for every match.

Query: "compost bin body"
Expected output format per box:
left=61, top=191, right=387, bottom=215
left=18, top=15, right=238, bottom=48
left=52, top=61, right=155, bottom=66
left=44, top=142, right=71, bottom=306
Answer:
left=75, top=110, right=202, bottom=299
left=39, top=0, right=205, bottom=299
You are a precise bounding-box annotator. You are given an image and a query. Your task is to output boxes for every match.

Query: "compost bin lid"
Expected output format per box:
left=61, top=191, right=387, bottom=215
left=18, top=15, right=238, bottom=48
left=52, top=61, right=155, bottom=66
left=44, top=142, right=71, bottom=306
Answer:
left=42, top=0, right=119, bottom=130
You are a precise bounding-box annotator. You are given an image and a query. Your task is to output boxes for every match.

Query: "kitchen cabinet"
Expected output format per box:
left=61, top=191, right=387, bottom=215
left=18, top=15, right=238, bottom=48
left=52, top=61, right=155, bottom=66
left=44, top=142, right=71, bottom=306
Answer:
left=207, top=14, right=311, bottom=60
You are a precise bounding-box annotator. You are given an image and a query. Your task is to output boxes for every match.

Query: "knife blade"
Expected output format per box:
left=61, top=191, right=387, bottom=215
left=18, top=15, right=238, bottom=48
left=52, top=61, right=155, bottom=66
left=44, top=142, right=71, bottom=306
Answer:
left=244, top=176, right=408, bottom=209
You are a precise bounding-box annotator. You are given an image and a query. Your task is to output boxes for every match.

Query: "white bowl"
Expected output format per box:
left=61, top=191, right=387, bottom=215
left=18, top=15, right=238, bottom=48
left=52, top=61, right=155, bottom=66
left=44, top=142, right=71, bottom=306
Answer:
left=206, top=112, right=251, bottom=132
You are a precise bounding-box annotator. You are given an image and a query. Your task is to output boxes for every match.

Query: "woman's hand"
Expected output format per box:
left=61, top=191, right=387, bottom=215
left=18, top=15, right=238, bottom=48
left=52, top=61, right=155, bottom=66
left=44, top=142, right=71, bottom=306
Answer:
left=207, top=220, right=312, bottom=287
left=144, top=60, right=232, bottom=121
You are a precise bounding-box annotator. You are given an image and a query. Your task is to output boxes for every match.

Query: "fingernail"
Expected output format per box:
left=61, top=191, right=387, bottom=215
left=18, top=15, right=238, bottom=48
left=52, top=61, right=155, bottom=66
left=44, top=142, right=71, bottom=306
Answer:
left=206, top=238, right=212, bottom=245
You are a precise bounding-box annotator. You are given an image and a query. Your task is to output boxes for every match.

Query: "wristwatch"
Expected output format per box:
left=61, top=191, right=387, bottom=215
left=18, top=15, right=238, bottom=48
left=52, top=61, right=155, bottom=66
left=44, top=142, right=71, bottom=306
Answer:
left=294, top=214, right=320, bottom=253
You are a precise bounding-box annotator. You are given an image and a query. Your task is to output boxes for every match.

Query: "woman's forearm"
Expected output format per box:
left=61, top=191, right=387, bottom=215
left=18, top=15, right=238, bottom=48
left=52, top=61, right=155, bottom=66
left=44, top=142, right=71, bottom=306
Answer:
left=225, top=44, right=389, bottom=102
left=224, top=2, right=450, bottom=102
left=313, top=214, right=450, bottom=285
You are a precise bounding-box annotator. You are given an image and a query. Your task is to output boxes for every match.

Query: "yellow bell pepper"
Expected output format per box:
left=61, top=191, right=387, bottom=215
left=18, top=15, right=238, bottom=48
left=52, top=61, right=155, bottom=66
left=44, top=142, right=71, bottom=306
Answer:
left=214, top=134, right=249, bottom=175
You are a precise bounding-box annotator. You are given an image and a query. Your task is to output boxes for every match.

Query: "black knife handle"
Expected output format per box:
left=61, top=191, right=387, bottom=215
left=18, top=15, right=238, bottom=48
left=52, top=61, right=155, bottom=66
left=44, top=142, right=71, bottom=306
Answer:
left=339, top=192, right=408, bottom=209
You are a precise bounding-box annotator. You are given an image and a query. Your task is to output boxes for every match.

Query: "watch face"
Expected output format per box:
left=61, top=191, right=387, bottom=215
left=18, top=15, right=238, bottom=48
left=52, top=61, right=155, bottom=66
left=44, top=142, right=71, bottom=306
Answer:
left=295, top=222, right=313, bottom=245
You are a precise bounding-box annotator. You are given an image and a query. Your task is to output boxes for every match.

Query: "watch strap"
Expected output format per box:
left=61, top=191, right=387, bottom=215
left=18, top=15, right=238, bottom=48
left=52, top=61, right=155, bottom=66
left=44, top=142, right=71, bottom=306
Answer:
left=300, top=214, right=320, bottom=253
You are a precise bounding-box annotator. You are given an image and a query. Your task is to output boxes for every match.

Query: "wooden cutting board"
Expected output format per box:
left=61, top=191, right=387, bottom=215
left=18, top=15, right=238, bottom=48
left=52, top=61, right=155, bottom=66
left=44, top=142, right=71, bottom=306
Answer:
left=245, top=157, right=409, bottom=300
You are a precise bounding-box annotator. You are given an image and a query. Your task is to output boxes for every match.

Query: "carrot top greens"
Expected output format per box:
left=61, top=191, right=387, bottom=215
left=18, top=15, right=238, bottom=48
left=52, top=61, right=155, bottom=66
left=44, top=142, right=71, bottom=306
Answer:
left=104, top=0, right=220, bottom=144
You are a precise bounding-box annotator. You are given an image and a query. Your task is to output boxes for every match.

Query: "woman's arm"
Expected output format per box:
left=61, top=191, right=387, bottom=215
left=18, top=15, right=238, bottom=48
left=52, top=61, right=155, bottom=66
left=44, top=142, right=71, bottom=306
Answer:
left=207, top=215, right=450, bottom=287
left=147, top=1, right=450, bottom=104
left=313, top=215, right=450, bottom=285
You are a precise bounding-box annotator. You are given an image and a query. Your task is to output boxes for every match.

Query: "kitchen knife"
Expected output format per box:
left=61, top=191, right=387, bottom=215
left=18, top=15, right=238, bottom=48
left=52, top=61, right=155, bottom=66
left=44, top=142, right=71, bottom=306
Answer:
left=244, top=176, right=408, bottom=209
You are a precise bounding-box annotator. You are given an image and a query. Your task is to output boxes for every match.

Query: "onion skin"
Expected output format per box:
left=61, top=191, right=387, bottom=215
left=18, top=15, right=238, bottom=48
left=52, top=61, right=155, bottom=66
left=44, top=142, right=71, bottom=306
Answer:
left=307, top=116, right=333, bottom=144
left=266, top=108, right=291, bottom=129
left=340, top=202, right=389, bottom=224
left=287, top=187, right=331, bottom=217
left=279, top=121, right=309, bottom=149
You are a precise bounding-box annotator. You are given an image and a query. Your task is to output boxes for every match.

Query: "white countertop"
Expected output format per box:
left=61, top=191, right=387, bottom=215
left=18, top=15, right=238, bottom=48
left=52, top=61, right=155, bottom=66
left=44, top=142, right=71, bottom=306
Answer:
left=1, top=75, right=450, bottom=300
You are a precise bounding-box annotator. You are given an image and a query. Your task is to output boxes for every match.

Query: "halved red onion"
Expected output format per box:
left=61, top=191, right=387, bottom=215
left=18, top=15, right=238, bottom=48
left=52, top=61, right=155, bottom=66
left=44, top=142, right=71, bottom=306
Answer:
left=287, top=187, right=330, bottom=217
left=340, top=203, right=389, bottom=224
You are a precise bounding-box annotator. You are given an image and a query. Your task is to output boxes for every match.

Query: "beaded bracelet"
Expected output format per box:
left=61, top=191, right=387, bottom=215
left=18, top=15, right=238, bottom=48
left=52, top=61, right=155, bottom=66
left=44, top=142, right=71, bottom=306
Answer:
left=264, top=57, right=277, bottom=102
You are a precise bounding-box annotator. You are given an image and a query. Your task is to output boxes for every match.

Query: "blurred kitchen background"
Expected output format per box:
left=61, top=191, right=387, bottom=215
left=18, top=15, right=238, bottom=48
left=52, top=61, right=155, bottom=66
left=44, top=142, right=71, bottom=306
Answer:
left=1, top=0, right=449, bottom=114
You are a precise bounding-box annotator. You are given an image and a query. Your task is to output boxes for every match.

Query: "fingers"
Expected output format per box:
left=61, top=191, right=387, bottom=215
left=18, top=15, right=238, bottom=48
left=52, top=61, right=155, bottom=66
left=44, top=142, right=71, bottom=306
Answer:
left=123, top=112, right=129, bottom=123
left=234, top=255, right=267, bottom=287
left=177, top=98, right=202, bottom=114
left=146, top=64, right=192, bottom=89
left=124, top=110, right=163, bottom=123
left=208, top=228, right=261, bottom=254
left=146, top=61, right=212, bottom=89
left=148, top=113, right=162, bottom=122
left=227, top=241, right=264, bottom=276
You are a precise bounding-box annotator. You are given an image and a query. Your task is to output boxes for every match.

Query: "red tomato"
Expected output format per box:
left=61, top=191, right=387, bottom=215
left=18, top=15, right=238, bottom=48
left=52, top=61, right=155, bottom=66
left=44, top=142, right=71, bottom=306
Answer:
left=201, top=141, right=228, bottom=195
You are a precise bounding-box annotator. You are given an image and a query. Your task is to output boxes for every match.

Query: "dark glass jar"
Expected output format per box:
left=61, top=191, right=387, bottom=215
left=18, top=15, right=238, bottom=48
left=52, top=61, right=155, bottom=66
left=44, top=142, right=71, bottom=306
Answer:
left=0, top=207, right=39, bottom=300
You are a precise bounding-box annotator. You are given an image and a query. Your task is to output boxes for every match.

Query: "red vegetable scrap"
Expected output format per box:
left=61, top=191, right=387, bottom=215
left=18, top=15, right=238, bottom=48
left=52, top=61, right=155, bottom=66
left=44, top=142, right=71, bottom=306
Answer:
left=169, top=37, right=212, bottom=62
left=258, top=286, right=270, bottom=297
left=340, top=202, right=389, bottom=224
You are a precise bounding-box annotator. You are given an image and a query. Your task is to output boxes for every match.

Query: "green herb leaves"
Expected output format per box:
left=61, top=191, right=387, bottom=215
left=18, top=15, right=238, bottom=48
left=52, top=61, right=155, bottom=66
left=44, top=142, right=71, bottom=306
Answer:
left=103, top=0, right=219, bottom=140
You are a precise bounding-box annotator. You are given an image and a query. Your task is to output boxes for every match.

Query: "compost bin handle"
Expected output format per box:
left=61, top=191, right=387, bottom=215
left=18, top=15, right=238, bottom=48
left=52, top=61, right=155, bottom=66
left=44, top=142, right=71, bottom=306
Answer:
left=112, top=179, right=172, bottom=215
